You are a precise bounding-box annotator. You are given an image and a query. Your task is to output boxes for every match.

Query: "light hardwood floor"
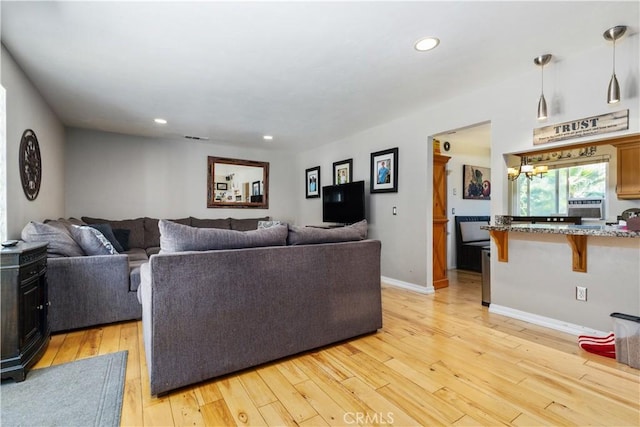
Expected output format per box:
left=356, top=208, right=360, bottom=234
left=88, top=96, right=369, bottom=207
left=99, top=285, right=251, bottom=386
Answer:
left=34, top=270, right=639, bottom=426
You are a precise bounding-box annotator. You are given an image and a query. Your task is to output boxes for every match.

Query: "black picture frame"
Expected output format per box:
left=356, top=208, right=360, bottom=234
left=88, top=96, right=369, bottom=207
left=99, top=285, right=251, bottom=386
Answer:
left=462, top=164, right=491, bottom=200
left=333, top=159, right=353, bottom=185
left=216, top=182, right=228, bottom=190
left=370, top=147, right=398, bottom=193
left=305, top=166, right=321, bottom=199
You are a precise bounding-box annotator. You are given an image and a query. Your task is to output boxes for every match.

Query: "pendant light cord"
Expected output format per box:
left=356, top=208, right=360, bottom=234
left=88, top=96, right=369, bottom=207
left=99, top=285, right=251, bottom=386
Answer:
left=612, top=39, right=616, bottom=75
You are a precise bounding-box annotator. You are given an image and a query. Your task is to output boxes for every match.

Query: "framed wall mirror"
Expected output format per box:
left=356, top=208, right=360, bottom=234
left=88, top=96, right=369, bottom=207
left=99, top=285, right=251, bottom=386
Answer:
left=207, top=156, right=269, bottom=208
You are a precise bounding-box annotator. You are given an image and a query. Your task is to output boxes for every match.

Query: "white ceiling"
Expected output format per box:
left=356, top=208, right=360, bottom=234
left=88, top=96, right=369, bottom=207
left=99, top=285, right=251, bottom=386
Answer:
left=1, top=1, right=637, bottom=152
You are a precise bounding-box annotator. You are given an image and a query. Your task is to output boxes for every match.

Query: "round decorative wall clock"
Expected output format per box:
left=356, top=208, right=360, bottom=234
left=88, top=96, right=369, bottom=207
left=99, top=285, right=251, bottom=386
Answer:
left=19, top=129, right=42, bottom=201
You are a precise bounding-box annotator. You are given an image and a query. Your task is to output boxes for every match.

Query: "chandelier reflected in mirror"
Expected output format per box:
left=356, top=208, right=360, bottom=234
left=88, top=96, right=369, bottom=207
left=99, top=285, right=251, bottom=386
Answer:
left=508, top=157, right=548, bottom=181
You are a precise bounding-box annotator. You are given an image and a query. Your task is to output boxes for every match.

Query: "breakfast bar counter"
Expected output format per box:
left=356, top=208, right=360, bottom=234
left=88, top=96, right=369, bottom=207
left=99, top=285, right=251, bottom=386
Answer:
left=481, top=224, right=640, bottom=272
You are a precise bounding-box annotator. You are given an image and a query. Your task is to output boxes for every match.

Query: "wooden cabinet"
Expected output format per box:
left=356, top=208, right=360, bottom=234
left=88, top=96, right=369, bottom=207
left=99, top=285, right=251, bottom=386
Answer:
left=614, top=141, right=640, bottom=199
left=1, top=242, right=50, bottom=382
left=433, top=154, right=450, bottom=289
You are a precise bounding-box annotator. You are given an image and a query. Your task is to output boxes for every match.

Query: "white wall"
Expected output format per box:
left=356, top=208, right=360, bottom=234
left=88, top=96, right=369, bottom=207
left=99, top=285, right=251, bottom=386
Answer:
left=65, top=128, right=297, bottom=223
left=1, top=45, right=66, bottom=239
left=296, top=28, right=640, bottom=331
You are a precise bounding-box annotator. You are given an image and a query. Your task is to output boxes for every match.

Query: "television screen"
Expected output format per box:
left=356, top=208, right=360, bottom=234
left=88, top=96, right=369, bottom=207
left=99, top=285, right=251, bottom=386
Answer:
left=322, top=181, right=365, bottom=224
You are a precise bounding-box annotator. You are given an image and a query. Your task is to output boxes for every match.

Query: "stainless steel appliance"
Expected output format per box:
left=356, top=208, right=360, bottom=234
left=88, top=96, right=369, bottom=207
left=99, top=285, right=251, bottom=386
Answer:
left=567, top=198, right=604, bottom=220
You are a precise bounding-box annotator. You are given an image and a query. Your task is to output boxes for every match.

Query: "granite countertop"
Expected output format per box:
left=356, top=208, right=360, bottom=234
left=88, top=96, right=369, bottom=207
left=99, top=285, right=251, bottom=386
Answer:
left=481, top=223, right=640, bottom=238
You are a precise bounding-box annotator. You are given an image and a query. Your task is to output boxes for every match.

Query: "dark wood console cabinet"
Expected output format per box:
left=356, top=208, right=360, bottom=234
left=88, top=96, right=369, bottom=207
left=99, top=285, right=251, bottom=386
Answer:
left=1, top=242, right=50, bottom=382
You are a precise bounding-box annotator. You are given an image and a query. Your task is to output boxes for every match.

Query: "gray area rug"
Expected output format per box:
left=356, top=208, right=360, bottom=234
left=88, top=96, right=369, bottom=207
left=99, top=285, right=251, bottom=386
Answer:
left=1, top=351, right=127, bottom=427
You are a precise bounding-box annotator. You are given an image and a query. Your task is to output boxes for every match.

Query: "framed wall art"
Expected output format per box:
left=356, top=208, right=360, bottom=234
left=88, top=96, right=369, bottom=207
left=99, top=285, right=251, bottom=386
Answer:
left=305, top=166, right=320, bottom=198
left=370, top=147, right=398, bottom=193
left=333, top=159, right=352, bottom=185
left=463, top=164, right=491, bottom=200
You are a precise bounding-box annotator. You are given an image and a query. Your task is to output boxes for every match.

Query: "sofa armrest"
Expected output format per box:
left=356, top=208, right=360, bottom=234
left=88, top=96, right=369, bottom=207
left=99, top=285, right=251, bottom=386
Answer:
left=47, top=255, right=141, bottom=331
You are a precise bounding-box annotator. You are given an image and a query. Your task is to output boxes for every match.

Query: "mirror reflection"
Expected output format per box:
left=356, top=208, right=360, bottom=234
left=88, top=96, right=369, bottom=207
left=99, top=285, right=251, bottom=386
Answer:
left=207, top=156, right=269, bottom=208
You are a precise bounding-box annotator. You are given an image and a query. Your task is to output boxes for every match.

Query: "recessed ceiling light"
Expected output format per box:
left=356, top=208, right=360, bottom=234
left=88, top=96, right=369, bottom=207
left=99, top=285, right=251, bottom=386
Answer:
left=154, top=118, right=167, bottom=124
left=414, top=37, right=440, bottom=52
left=263, top=135, right=273, bottom=141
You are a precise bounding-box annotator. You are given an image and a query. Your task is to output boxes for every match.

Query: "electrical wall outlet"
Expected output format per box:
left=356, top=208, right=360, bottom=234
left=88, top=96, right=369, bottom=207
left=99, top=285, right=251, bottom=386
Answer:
left=576, top=286, right=587, bottom=301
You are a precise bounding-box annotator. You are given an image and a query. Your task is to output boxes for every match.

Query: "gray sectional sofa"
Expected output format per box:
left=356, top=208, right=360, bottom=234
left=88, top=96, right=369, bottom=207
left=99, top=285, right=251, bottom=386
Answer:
left=21, top=216, right=383, bottom=395
left=139, top=220, right=382, bottom=395
left=21, top=216, right=268, bottom=332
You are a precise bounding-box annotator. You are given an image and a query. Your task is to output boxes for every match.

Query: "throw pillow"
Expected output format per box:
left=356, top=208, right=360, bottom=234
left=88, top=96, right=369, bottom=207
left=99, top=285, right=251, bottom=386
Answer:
left=21, top=221, right=86, bottom=257
left=81, top=216, right=145, bottom=249
left=70, top=225, right=118, bottom=256
left=258, top=220, right=283, bottom=229
left=112, top=228, right=130, bottom=251
left=349, top=219, right=368, bottom=239
left=287, top=219, right=368, bottom=245
left=88, top=223, right=124, bottom=252
left=159, top=219, right=288, bottom=253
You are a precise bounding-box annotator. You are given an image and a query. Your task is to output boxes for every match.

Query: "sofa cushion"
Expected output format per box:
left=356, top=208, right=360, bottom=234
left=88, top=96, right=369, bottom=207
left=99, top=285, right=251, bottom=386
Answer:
left=230, top=217, right=270, bottom=231
left=144, top=217, right=191, bottom=248
left=146, top=246, right=161, bottom=257
left=70, top=225, right=118, bottom=256
left=128, top=260, right=147, bottom=292
left=124, top=248, right=149, bottom=262
left=159, top=219, right=287, bottom=253
left=82, top=216, right=145, bottom=249
left=21, top=221, right=86, bottom=257
left=287, top=220, right=368, bottom=245
left=459, top=221, right=490, bottom=242
left=87, top=223, right=124, bottom=252
left=190, top=217, right=231, bottom=229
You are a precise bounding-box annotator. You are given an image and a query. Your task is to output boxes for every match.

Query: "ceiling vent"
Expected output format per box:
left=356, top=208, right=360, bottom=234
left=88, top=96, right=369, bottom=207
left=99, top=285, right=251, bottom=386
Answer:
left=184, top=135, right=210, bottom=141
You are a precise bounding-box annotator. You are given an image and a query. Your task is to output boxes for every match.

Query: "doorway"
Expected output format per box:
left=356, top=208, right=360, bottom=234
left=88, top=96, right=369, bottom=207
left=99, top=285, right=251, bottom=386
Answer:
left=432, top=121, right=492, bottom=277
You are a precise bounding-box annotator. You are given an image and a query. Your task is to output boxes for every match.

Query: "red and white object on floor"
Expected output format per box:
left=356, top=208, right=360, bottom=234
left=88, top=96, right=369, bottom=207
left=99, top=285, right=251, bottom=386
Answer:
left=578, top=332, right=615, bottom=359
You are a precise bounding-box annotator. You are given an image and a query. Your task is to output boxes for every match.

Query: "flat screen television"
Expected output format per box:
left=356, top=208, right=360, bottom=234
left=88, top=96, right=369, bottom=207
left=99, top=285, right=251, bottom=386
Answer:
left=322, top=181, right=365, bottom=225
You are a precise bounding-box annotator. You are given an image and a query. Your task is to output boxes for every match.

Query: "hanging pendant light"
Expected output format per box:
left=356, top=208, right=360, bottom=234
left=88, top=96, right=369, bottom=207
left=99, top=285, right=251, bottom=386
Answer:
left=603, top=25, right=626, bottom=104
left=534, top=54, right=552, bottom=120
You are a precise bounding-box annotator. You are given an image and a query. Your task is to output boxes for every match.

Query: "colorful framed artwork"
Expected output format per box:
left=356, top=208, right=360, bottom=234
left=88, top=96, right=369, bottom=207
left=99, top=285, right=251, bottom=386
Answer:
left=333, top=159, right=353, bottom=185
left=305, top=166, right=321, bottom=198
left=370, top=147, right=398, bottom=193
left=463, top=164, right=491, bottom=200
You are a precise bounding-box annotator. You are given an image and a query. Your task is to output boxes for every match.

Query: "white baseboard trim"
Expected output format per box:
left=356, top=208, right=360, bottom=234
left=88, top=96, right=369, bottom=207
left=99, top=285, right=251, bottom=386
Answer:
left=489, top=304, right=608, bottom=336
left=381, top=276, right=434, bottom=295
